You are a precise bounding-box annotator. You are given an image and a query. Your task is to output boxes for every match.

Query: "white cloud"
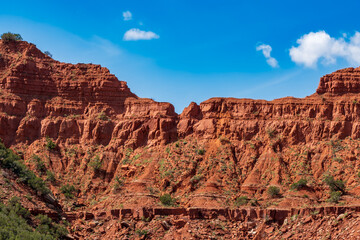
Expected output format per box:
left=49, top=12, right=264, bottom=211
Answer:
left=256, top=44, right=279, bottom=68
left=290, top=30, right=360, bottom=68
left=123, top=11, right=132, bottom=21
left=123, top=28, right=159, bottom=41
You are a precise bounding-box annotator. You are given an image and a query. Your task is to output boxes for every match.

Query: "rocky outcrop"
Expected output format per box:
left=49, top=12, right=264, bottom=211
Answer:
left=0, top=40, right=177, bottom=147
left=317, top=67, right=360, bottom=94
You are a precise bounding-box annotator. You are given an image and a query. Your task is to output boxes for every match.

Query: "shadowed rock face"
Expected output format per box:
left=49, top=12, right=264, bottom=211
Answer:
left=3, top=40, right=360, bottom=239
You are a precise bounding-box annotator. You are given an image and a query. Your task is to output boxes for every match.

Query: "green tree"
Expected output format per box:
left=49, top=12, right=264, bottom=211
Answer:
left=267, top=186, right=280, bottom=198
left=1, top=32, right=22, bottom=42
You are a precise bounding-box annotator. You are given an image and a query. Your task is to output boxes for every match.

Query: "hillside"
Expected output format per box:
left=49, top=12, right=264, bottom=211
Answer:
left=1, top=39, right=360, bottom=239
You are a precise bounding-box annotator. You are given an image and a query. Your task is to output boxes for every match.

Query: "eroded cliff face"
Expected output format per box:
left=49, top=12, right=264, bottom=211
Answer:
left=3, top=41, right=360, bottom=150
left=0, top=40, right=177, bottom=148
left=2, top=40, right=360, bottom=239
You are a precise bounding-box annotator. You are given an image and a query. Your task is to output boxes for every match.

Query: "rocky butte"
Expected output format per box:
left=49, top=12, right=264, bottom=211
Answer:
left=1, top=40, right=360, bottom=239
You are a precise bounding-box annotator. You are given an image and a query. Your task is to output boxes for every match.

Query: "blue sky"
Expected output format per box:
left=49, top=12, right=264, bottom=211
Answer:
left=1, top=0, right=360, bottom=112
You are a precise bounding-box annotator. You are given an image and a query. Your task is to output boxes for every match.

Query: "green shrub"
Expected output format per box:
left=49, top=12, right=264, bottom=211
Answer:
left=60, top=184, right=76, bottom=199
left=235, top=196, right=249, bottom=206
left=36, top=214, right=68, bottom=239
left=135, top=229, right=149, bottom=237
left=190, top=174, right=202, bottom=183
left=32, top=155, right=46, bottom=174
left=249, top=198, right=258, bottom=206
left=45, top=137, right=56, bottom=151
left=290, top=178, right=308, bottom=190
left=323, top=175, right=345, bottom=193
left=88, top=155, right=102, bottom=171
left=328, top=191, right=342, bottom=203
left=197, top=149, right=205, bottom=155
left=267, top=186, right=280, bottom=198
left=159, top=194, right=175, bottom=206
left=114, top=176, right=124, bottom=190
left=8, top=197, right=30, bottom=219
left=25, top=194, right=32, bottom=201
left=46, top=170, right=56, bottom=183
left=0, top=142, right=50, bottom=195
left=1, top=32, right=22, bottom=42
left=0, top=198, right=68, bottom=239
left=97, top=111, right=108, bottom=121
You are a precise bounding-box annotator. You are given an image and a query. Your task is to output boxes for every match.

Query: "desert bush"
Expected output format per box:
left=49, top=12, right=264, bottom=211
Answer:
left=267, top=186, right=280, bottom=198
left=89, top=155, right=102, bottom=171
left=32, top=155, right=46, bottom=174
left=323, top=175, right=345, bottom=193
left=135, top=229, right=149, bottom=237
left=97, top=111, right=108, bottom=121
left=8, top=197, right=30, bottom=219
left=328, top=191, right=342, bottom=203
left=1, top=32, right=22, bottom=42
left=290, top=178, right=308, bottom=190
left=36, top=214, right=68, bottom=239
left=0, top=197, right=67, bottom=239
left=249, top=198, right=258, bottom=206
left=0, top=142, right=50, bottom=195
left=113, top=176, right=124, bottom=190
left=190, top=174, right=202, bottom=184
left=235, top=196, right=249, bottom=206
left=60, top=184, right=76, bottom=199
left=159, top=194, right=175, bottom=206
left=46, top=170, right=56, bottom=183
left=45, top=137, right=56, bottom=151
left=197, top=149, right=205, bottom=155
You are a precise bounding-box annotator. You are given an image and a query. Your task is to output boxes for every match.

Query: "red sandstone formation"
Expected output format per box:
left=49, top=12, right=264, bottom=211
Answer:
left=2, top=40, right=360, bottom=239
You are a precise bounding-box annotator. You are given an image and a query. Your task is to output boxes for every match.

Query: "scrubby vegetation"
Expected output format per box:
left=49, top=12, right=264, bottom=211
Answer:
left=0, top=197, right=68, bottom=239
left=88, top=155, right=102, bottom=171
left=135, top=229, right=149, bottom=237
left=267, top=186, right=280, bottom=198
left=1, top=32, right=22, bottom=42
left=113, top=176, right=124, bottom=190
left=45, top=137, right=56, bottom=151
left=290, top=178, right=308, bottom=190
left=328, top=191, right=342, bottom=203
left=323, top=175, right=345, bottom=193
left=60, top=184, right=77, bottom=199
left=323, top=175, right=345, bottom=203
left=0, top=142, right=50, bottom=195
left=46, top=170, right=56, bottom=183
left=32, top=155, right=46, bottom=175
left=234, top=196, right=249, bottom=206
left=197, top=149, right=205, bottom=155
left=159, top=194, right=175, bottom=206
left=97, top=111, right=109, bottom=121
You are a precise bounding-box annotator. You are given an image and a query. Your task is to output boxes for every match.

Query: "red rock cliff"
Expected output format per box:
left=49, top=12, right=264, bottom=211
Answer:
left=0, top=40, right=177, bottom=147
left=2, top=40, right=360, bottom=149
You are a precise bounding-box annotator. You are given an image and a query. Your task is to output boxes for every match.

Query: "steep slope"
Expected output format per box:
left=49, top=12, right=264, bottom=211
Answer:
left=1, top=40, right=360, bottom=239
